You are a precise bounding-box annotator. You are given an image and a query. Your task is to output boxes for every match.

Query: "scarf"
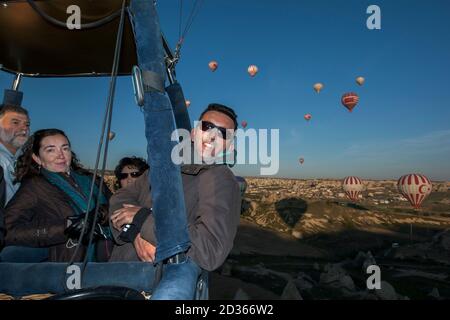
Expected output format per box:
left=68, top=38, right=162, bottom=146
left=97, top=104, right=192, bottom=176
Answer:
left=41, top=168, right=107, bottom=216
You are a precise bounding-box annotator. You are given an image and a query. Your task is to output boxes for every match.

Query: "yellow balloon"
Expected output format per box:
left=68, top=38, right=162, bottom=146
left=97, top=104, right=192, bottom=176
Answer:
left=108, top=131, right=116, bottom=141
left=356, top=77, right=365, bottom=86
left=313, top=83, right=323, bottom=93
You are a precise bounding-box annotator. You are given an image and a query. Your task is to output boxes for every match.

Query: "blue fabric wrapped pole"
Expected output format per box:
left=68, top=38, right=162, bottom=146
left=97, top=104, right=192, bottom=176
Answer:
left=128, top=0, right=190, bottom=262
left=2, top=89, right=23, bottom=106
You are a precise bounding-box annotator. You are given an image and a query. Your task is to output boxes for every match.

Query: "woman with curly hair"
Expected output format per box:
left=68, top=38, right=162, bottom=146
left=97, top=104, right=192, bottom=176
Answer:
left=1, top=128, right=112, bottom=262
left=113, top=156, right=149, bottom=190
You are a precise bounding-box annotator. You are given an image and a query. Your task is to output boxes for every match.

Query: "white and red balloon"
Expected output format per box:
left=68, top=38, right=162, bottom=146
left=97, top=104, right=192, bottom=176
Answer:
left=397, top=173, right=432, bottom=209
left=341, top=92, right=359, bottom=112
left=208, top=61, right=218, bottom=72
left=342, top=176, right=365, bottom=201
left=247, top=65, right=258, bottom=77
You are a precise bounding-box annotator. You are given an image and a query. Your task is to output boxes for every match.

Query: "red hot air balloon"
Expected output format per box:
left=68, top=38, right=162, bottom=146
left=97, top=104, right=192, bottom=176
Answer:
left=397, top=173, right=432, bottom=209
left=304, top=113, right=312, bottom=121
left=241, top=120, right=248, bottom=128
left=299, top=157, right=304, bottom=165
left=247, top=65, right=258, bottom=77
left=342, top=176, right=365, bottom=201
left=208, top=60, right=218, bottom=72
left=341, top=92, right=359, bottom=112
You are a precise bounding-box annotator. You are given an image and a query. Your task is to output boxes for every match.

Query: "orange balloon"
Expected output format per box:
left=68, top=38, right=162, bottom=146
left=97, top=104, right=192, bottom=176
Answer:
left=313, top=83, right=323, bottom=93
left=356, top=77, right=365, bottom=86
left=247, top=65, right=258, bottom=77
left=108, top=131, right=116, bottom=141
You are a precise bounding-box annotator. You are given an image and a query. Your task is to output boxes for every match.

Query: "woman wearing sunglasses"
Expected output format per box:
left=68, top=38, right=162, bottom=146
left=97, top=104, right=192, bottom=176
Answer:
left=113, top=156, right=149, bottom=190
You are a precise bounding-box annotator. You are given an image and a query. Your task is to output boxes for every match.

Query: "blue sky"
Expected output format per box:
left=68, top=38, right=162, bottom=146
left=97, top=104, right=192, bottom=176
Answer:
left=1, top=0, right=450, bottom=180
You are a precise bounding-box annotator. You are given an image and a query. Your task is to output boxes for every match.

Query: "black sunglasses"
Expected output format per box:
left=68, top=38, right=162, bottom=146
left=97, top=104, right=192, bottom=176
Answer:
left=200, top=121, right=234, bottom=140
left=118, top=171, right=143, bottom=180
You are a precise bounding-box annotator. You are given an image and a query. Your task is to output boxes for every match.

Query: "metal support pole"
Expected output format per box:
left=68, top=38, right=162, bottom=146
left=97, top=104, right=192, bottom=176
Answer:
left=12, top=73, right=23, bottom=91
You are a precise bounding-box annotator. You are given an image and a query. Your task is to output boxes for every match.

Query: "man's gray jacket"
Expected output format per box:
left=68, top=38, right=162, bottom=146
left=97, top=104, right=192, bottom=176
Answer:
left=108, top=164, right=241, bottom=271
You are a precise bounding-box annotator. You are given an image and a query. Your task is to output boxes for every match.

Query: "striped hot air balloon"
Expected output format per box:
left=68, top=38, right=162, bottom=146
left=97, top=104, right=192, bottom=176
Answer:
left=341, top=92, right=359, bottom=112
left=397, top=173, right=432, bottom=209
left=342, top=176, right=365, bottom=201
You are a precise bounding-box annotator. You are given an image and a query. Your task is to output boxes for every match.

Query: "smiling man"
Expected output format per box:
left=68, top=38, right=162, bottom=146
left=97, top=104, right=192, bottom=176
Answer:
left=109, top=103, right=241, bottom=299
left=191, top=103, right=237, bottom=163
left=0, top=104, right=30, bottom=204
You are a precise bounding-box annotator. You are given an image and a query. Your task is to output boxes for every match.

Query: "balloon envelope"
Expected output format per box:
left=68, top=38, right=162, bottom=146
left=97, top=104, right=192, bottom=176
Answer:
left=397, top=173, right=432, bottom=209
left=185, top=100, right=191, bottom=107
left=342, top=176, right=365, bottom=201
left=208, top=60, right=218, bottom=72
left=356, top=77, right=365, bottom=86
left=241, top=120, right=247, bottom=128
left=341, top=92, right=359, bottom=112
left=108, top=131, right=116, bottom=141
left=299, top=157, right=304, bottom=164
left=313, top=83, right=323, bottom=93
left=247, top=65, right=258, bottom=77
left=304, top=114, right=312, bottom=121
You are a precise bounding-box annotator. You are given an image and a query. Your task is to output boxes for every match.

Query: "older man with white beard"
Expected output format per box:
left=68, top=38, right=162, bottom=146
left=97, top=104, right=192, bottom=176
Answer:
left=0, top=104, right=30, bottom=204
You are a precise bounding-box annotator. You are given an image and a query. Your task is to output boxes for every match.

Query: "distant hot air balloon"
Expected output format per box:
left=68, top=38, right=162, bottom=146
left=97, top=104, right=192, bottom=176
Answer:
left=247, top=65, right=258, bottom=77
left=342, top=176, right=365, bottom=201
left=397, top=173, right=432, bottom=209
left=341, top=92, right=359, bottom=112
left=304, top=113, right=312, bottom=121
left=241, top=120, right=248, bottom=128
left=356, top=77, right=365, bottom=86
left=185, top=100, right=191, bottom=107
left=299, top=157, right=304, bottom=165
left=108, top=131, right=116, bottom=141
left=313, top=83, right=323, bottom=93
left=208, top=60, right=218, bottom=72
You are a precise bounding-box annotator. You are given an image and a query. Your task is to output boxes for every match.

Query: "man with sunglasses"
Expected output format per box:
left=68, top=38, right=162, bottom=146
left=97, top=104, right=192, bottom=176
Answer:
left=108, top=103, right=241, bottom=299
left=191, top=104, right=236, bottom=164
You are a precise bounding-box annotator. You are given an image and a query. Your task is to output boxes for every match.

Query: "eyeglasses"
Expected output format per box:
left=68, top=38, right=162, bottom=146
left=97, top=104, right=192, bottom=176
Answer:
left=117, top=171, right=143, bottom=180
left=200, top=121, right=234, bottom=140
